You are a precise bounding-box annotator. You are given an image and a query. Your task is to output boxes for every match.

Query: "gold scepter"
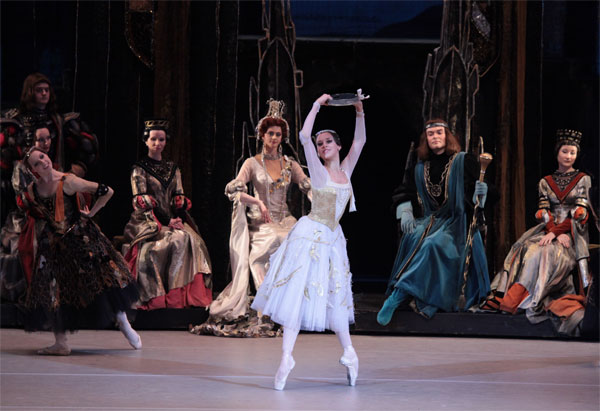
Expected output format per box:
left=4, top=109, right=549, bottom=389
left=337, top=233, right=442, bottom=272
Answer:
left=456, top=151, right=493, bottom=310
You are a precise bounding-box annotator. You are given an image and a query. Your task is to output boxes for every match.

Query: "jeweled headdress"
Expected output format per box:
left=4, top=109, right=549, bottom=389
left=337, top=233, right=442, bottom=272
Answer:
left=256, top=99, right=290, bottom=139
left=555, top=129, right=582, bottom=150
left=142, top=118, right=170, bottom=141
left=144, top=119, right=169, bottom=131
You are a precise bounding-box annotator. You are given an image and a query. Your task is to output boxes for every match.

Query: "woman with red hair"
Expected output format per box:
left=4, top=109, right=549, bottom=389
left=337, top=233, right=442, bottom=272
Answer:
left=201, top=100, right=310, bottom=336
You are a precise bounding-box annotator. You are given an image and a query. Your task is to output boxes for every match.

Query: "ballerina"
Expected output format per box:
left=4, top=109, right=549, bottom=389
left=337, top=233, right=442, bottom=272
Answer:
left=19, top=147, right=141, bottom=355
left=252, top=91, right=367, bottom=390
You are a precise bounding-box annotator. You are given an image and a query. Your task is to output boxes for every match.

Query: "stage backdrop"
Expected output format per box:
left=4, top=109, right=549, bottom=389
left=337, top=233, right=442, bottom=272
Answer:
left=1, top=0, right=597, bottom=292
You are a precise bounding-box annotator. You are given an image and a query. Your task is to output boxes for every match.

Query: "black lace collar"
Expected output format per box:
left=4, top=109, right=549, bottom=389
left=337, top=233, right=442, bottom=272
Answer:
left=136, top=157, right=177, bottom=189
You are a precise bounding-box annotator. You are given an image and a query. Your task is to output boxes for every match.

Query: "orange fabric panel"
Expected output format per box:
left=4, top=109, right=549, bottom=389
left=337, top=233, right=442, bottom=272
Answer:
left=499, top=283, right=530, bottom=314
left=546, top=294, right=585, bottom=318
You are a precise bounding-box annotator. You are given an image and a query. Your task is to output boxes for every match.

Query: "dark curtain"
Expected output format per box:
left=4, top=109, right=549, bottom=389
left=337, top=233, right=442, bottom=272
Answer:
left=189, top=1, right=240, bottom=288
left=153, top=1, right=192, bottom=193
left=494, top=0, right=528, bottom=269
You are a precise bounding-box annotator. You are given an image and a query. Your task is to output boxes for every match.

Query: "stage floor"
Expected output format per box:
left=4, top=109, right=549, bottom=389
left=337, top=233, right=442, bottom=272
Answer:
left=1, top=329, right=598, bottom=410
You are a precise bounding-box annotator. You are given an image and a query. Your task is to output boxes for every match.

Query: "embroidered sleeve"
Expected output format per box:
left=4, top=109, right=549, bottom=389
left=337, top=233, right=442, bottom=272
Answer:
left=170, top=168, right=192, bottom=211
left=174, top=167, right=184, bottom=196
left=536, top=178, right=554, bottom=226
left=290, top=159, right=311, bottom=194
left=298, top=176, right=311, bottom=195
left=537, top=178, right=551, bottom=210
left=132, top=194, right=157, bottom=211
left=574, top=175, right=591, bottom=209
left=225, top=179, right=248, bottom=202
left=11, top=162, right=31, bottom=194
left=224, top=159, right=253, bottom=202
left=130, top=166, right=147, bottom=197
left=130, top=166, right=158, bottom=212
left=573, top=175, right=591, bottom=224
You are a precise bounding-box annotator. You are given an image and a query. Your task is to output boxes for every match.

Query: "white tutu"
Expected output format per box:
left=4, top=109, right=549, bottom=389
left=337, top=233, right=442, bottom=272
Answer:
left=251, top=216, right=354, bottom=332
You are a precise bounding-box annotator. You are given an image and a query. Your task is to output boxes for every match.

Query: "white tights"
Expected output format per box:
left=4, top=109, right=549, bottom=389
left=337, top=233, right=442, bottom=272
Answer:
left=281, top=322, right=353, bottom=356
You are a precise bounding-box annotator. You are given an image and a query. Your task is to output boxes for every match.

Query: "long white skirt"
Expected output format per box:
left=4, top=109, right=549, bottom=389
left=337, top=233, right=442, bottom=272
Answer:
left=251, top=216, right=354, bottom=332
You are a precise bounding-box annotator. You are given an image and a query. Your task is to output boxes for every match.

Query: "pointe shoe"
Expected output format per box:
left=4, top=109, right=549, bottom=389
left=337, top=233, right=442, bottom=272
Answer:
left=119, top=320, right=142, bottom=350
left=340, top=347, right=359, bottom=386
left=37, top=344, right=71, bottom=356
left=274, top=354, right=295, bottom=390
left=125, top=330, right=142, bottom=350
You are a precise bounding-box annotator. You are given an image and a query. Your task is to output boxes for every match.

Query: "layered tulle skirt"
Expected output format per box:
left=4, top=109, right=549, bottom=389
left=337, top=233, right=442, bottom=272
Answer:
left=251, top=216, right=354, bottom=332
left=24, top=218, right=138, bottom=332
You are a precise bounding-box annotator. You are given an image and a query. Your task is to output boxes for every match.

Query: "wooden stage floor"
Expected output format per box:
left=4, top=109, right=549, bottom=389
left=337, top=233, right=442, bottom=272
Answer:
left=1, top=328, right=598, bottom=410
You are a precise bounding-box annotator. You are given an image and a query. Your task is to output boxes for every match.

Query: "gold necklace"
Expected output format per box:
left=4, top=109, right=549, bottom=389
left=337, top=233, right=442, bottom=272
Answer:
left=424, top=159, right=451, bottom=199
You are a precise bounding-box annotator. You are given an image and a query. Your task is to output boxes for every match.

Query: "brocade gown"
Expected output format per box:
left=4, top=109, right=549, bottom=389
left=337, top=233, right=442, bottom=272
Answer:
left=490, top=171, right=591, bottom=335
left=122, top=157, right=212, bottom=309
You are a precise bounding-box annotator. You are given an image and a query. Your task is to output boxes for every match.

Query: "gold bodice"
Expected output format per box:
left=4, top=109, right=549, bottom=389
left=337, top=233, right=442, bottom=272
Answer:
left=307, top=182, right=352, bottom=231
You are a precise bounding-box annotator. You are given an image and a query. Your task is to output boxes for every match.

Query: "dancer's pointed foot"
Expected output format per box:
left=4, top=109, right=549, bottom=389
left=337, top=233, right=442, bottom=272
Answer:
left=377, top=297, right=399, bottom=326
left=340, top=346, right=359, bottom=386
left=37, top=343, right=71, bottom=356
left=120, top=324, right=142, bottom=350
left=274, top=353, right=295, bottom=390
left=117, top=312, right=142, bottom=350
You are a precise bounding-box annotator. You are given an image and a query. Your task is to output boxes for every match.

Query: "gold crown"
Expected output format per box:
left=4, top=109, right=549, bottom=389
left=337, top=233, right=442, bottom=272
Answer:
left=556, top=129, right=582, bottom=147
left=144, top=119, right=169, bottom=130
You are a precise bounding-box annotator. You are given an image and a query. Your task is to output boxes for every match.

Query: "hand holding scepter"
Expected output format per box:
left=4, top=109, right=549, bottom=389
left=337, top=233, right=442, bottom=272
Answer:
left=457, top=152, right=493, bottom=310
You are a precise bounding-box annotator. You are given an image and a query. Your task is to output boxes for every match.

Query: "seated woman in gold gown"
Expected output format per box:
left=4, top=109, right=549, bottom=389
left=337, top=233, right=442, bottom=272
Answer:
left=122, top=119, right=212, bottom=310
left=483, top=129, right=592, bottom=335
left=194, top=100, right=310, bottom=337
